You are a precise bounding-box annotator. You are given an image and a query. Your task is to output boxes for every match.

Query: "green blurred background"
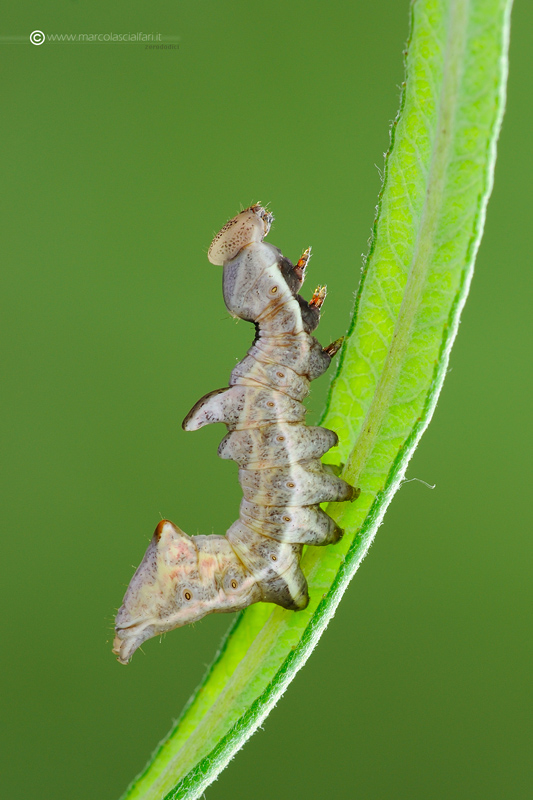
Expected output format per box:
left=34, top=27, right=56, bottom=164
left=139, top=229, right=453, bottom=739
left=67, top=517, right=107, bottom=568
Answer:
left=1, top=2, right=530, bottom=798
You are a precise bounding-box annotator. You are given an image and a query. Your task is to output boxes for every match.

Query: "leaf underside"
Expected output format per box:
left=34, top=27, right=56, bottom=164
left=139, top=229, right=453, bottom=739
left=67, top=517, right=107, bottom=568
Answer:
left=120, top=1, right=511, bottom=798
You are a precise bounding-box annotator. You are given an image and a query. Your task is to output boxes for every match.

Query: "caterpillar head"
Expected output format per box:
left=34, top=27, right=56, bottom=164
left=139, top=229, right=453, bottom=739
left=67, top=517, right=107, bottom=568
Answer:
left=113, top=520, right=259, bottom=664
left=208, top=204, right=273, bottom=266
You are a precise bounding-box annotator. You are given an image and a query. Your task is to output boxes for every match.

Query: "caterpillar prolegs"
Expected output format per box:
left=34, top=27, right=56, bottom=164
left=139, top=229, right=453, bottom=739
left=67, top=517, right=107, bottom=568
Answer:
left=112, top=205, right=359, bottom=664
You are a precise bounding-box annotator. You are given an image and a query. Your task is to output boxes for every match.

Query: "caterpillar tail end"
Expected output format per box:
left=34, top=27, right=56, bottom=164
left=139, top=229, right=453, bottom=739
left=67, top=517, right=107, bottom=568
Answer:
left=113, top=519, right=264, bottom=663
left=113, top=519, right=195, bottom=664
left=112, top=629, right=151, bottom=666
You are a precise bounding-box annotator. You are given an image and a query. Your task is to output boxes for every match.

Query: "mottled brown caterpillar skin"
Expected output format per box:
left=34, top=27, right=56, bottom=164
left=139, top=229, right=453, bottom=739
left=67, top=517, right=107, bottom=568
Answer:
left=113, top=206, right=357, bottom=664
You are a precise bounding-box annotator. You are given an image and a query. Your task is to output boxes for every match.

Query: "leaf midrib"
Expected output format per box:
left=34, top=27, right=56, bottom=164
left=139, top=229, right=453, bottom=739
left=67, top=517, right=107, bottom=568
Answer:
left=344, top=0, right=469, bottom=486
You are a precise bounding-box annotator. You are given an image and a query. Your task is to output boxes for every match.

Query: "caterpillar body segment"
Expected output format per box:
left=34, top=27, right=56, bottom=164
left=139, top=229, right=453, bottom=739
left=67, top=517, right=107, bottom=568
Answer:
left=113, top=206, right=358, bottom=664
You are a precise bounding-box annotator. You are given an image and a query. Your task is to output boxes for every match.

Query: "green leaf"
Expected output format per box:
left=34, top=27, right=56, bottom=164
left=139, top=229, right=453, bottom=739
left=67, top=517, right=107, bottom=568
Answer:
left=120, top=1, right=511, bottom=798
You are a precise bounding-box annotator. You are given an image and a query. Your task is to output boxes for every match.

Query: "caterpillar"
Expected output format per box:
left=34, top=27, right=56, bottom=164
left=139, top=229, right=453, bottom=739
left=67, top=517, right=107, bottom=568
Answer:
left=113, top=205, right=358, bottom=665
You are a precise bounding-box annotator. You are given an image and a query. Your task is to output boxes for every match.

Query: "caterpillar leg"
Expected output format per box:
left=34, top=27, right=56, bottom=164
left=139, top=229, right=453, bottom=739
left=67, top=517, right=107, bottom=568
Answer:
left=294, top=246, right=312, bottom=283
left=227, top=520, right=309, bottom=610
left=324, top=337, right=344, bottom=358
left=309, top=285, right=327, bottom=309
left=240, top=500, right=344, bottom=546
